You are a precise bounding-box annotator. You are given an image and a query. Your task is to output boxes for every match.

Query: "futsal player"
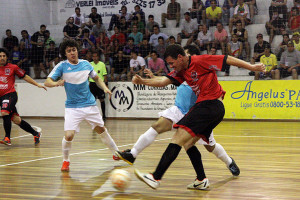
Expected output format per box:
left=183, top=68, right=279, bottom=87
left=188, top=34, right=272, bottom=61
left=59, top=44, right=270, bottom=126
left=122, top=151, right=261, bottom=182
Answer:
left=44, top=40, right=119, bottom=172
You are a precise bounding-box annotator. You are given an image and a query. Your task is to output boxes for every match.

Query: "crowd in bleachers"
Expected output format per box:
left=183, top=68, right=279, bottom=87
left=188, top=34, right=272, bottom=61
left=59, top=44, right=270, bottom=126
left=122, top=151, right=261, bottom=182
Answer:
left=2, top=0, right=300, bottom=80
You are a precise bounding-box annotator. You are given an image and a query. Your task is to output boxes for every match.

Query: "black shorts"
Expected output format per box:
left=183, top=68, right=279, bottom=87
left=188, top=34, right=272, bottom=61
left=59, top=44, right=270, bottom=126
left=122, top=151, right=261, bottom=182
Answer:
left=89, top=82, right=105, bottom=100
left=174, top=99, right=225, bottom=143
left=0, top=92, right=19, bottom=116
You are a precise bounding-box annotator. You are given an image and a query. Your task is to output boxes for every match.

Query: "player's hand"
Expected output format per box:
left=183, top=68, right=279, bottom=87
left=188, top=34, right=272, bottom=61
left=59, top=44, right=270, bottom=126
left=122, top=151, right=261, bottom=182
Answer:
left=252, top=63, right=266, bottom=73
left=104, top=88, right=112, bottom=99
left=132, top=74, right=143, bottom=84
left=38, top=84, right=47, bottom=91
left=56, top=79, right=65, bottom=87
left=144, top=69, right=154, bottom=78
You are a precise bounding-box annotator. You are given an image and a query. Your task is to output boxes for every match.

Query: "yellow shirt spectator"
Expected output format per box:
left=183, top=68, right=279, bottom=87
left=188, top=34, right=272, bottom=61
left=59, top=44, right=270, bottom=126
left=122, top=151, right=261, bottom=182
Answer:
left=89, top=61, right=107, bottom=82
left=260, top=53, right=277, bottom=72
left=206, top=6, right=222, bottom=19
left=293, top=40, right=300, bottom=52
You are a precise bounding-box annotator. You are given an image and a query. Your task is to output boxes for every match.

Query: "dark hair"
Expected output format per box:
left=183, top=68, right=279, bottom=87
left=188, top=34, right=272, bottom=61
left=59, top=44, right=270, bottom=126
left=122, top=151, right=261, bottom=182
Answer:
left=40, top=24, right=46, bottom=29
left=92, top=50, right=100, bottom=57
left=283, top=34, right=289, bottom=38
left=148, top=15, right=154, bottom=19
left=91, top=7, right=97, bottom=11
left=131, top=50, right=138, bottom=55
left=164, top=44, right=185, bottom=59
left=128, top=37, right=134, bottom=42
left=21, top=30, right=28, bottom=34
left=121, top=5, right=127, bottom=11
left=120, top=16, right=126, bottom=20
left=153, top=24, right=160, bottom=30
left=49, top=41, right=55, bottom=45
left=0, top=48, right=10, bottom=58
left=82, top=29, right=90, bottom=34
left=60, top=40, right=79, bottom=60
left=150, top=50, right=158, bottom=56
left=184, top=12, right=190, bottom=16
left=169, top=35, right=175, bottom=40
left=183, top=45, right=200, bottom=56
left=45, top=30, right=50, bottom=34
left=158, top=36, right=164, bottom=41
left=6, top=29, right=11, bottom=33
left=292, top=7, right=299, bottom=14
left=134, top=5, right=140, bottom=9
left=132, top=16, right=138, bottom=21
left=75, top=7, right=80, bottom=11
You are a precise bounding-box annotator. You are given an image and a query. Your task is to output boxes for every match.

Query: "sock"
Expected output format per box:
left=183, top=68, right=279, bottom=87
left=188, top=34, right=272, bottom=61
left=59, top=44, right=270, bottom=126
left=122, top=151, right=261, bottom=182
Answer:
left=211, top=143, right=232, bottom=167
left=152, top=143, right=181, bottom=180
left=99, top=128, right=119, bottom=155
left=19, top=120, right=38, bottom=136
left=131, top=127, right=158, bottom=158
left=62, top=137, right=72, bottom=162
left=101, top=101, right=106, bottom=118
left=3, top=115, right=11, bottom=138
left=186, top=146, right=206, bottom=181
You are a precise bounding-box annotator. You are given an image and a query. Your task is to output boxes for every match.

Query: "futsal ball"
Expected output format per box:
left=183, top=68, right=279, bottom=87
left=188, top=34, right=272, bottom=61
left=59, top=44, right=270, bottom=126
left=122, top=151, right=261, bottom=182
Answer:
left=110, top=169, right=131, bottom=191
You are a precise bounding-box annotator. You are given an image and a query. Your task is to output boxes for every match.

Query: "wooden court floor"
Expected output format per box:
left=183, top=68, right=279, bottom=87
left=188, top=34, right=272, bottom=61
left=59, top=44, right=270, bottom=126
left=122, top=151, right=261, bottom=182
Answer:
left=0, top=119, right=299, bottom=200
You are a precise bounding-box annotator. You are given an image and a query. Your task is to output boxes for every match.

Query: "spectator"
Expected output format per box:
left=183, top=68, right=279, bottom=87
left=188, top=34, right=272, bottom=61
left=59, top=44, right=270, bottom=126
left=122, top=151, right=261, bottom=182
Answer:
left=149, top=25, right=169, bottom=47
left=123, top=37, right=139, bottom=60
left=18, top=42, right=31, bottom=75
left=108, top=39, right=122, bottom=67
left=44, top=30, right=55, bottom=49
left=129, top=16, right=145, bottom=34
left=72, top=7, right=85, bottom=28
left=265, top=9, right=286, bottom=44
left=213, top=22, right=228, bottom=55
left=108, top=6, right=131, bottom=31
left=87, top=7, right=102, bottom=28
left=227, top=33, right=243, bottom=59
left=119, top=16, right=130, bottom=36
left=177, top=12, right=198, bottom=45
left=255, top=45, right=278, bottom=80
left=276, top=41, right=300, bottom=79
left=45, top=41, right=59, bottom=73
left=222, top=0, right=238, bottom=25
left=168, top=35, right=178, bottom=45
left=208, top=46, right=217, bottom=55
left=92, top=19, right=106, bottom=38
left=139, top=37, right=153, bottom=62
left=232, top=22, right=250, bottom=61
left=11, top=45, right=23, bottom=65
left=188, top=0, right=204, bottom=24
left=202, top=0, right=220, bottom=24
left=229, top=0, right=251, bottom=33
left=294, top=0, right=300, bottom=8
left=80, top=29, right=96, bottom=50
left=110, top=26, right=126, bottom=46
left=145, top=15, right=159, bottom=38
left=269, top=0, right=288, bottom=23
left=31, top=24, right=47, bottom=79
left=292, top=32, right=300, bottom=51
left=155, top=36, right=167, bottom=59
left=132, top=5, right=146, bottom=25
left=161, top=0, right=181, bottom=28
left=205, top=0, right=222, bottom=27
left=110, top=50, right=128, bottom=81
left=195, top=24, right=213, bottom=53
left=275, top=34, right=290, bottom=60
left=63, top=17, right=81, bottom=40
left=3, top=29, right=19, bottom=53
left=288, top=7, right=300, bottom=33
left=127, top=50, right=146, bottom=80
left=96, top=32, right=110, bottom=62
left=244, top=0, right=257, bottom=21
left=148, top=50, right=169, bottom=76
left=128, top=24, right=143, bottom=45
left=84, top=49, right=93, bottom=62
left=20, top=30, right=32, bottom=49
left=250, top=33, right=270, bottom=66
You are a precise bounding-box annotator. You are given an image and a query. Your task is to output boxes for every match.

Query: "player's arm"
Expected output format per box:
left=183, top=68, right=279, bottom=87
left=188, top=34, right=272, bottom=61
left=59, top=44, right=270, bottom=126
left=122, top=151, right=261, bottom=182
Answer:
left=226, top=55, right=266, bottom=72
left=44, top=77, right=65, bottom=87
left=22, top=75, right=47, bottom=90
left=92, top=75, right=112, bottom=98
left=132, top=74, right=172, bottom=87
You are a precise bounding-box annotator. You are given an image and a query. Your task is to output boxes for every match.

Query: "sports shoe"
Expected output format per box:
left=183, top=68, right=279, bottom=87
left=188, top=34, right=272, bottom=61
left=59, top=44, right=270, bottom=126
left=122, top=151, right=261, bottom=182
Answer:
left=134, top=169, right=160, bottom=189
left=0, top=137, right=11, bottom=146
left=115, top=150, right=136, bottom=165
left=187, top=178, right=210, bottom=190
left=34, top=132, right=42, bottom=145
left=228, top=157, right=240, bottom=176
left=61, top=161, right=70, bottom=172
left=113, top=155, right=120, bottom=161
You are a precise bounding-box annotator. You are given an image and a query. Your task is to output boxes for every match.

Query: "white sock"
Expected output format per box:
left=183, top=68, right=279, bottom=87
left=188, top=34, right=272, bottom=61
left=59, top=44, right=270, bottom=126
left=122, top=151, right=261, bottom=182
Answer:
left=131, top=127, right=158, bottom=158
left=99, top=128, right=119, bottom=155
left=62, top=137, right=72, bottom=162
left=211, top=143, right=232, bottom=167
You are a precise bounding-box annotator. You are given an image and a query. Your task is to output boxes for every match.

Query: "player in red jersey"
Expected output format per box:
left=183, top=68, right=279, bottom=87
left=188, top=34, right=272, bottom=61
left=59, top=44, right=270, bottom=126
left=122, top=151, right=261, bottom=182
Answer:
left=133, top=44, right=266, bottom=190
left=0, top=48, right=47, bottom=146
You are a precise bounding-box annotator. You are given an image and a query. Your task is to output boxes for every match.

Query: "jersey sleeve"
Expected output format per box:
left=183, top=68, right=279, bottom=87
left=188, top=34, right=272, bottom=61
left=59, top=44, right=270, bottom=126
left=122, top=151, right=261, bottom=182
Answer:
left=13, top=65, right=26, bottom=78
left=48, top=62, right=63, bottom=81
left=194, top=55, right=228, bottom=72
left=166, top=70, right=184, bottom=86
left=89, top=70, right=97, bottom=79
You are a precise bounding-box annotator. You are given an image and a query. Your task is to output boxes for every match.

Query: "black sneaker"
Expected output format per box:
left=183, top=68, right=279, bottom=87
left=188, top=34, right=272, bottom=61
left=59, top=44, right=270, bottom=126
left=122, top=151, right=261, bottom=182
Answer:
left=34, top=132, right=42, bottom=145
left=115, top=150, right=136, bottom=165
left=228, top=157, right=240, bottom=176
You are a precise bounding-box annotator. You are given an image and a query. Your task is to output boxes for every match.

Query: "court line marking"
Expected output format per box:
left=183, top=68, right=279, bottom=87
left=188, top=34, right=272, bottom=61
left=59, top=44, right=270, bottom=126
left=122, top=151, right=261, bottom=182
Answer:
left=9, top=126, right=42, bottom=140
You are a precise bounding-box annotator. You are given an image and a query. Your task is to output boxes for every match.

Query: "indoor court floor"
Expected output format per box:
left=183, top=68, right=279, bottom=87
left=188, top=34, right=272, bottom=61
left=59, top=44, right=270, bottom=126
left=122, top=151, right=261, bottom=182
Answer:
left=0, top=119, right=299, bottom=200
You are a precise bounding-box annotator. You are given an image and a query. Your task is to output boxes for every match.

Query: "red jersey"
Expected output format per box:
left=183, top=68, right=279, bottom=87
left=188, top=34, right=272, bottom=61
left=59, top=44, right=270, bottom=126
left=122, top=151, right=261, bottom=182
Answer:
left=167, top=55, right=227, bottom=103
left=0, top=63, right=26, bottom=97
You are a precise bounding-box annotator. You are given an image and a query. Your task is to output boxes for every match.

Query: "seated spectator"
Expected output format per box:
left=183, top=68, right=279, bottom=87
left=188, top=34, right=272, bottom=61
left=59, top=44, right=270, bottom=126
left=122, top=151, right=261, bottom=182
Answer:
left=44, top=30, right=55, bottom=49
left=276, top=41, right=300, bottom=79
left=177, top=12, right=198, bottom=45
left=149, top=25, right=169, bottom=47
left=232, top=22, right=250, bottom=61
left=87, top=7, right=102, bottom=28
left=3, top=29, right=19, bottom=53
left=108, top=39, right=122, bottom=67
left=202, top=0, right=220, bottom=25
left=269, top=0, right=288, bottom=23
left=108, top=6, right=131, bottom=31
left=119, top=16, right=130, bottom=36
left=209, top=46, right=217, bottom=55
left=18, top=42, right=31, bottom=75
left=275, top=34, right=290, bottom=60
left=222, top=0, right=238, bottom=25
left=168, top=35, right=178, bottom=45
left=244, top=0, right=257, bottom=21
left=265, top=9, right=286, bottom=44
left=129, top=16, right=145, bottom=34
left=250, top=33, right=270, bottom=65
left=123, top=37, right=139, bottom=60
left=80, top=29, right=96, bottom=50
left=188, top=0, right=204, bottom=24
left=195, top=24, right=213, bottom=53
left=205, top=0, right=222, bottom=28
left=110, top=26, right=126, bottom=46
left=20, top=30, right=32, bottom=49
left=255, top=45, right=278, bottom=80
left=92, top=19, right=106, bottom=38
left=155, top=36, right=167, bottom=59
left=294, top=0, right=300, bottom=8
left=161, top=0, right=181, bottom=28
left=63, top=17, right=81, bottom=40
left=288, top=7, right=300, bottom=33
left=145, top=15, right=159, bottom=38
left=45, top=41, right=59, bottom=73
left=292, top=32, right=300, bottom=51
left=72, top=7, right=85, bottom=29
left=127, top=50, right=146, bottom=80
left=110, top=50, right=128, bottom=81
left=132, top=5, right=146, bottom=25
left=229, top=0, right=251, bottom=33
left=213, top=22, right=228, bottom=55
left=128, top=24, right=143, bottom=46
left=96, top=32, right=110, bottom=62
left=139, top=37, right=153, bottom=62
left=84, top=49, right=93, bottom=62
left=11, top=45, right=23, bottom=65
left=148, top=50, right=169, bottom=76
left=227, top=33, right=243, bottom=60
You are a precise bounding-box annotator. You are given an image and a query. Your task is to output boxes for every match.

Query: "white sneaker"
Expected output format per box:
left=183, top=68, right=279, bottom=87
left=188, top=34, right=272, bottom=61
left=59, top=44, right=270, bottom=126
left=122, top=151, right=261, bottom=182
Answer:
left=187, top=178, right=210, bottom=190
left=134, top=168, right=160, bottom=189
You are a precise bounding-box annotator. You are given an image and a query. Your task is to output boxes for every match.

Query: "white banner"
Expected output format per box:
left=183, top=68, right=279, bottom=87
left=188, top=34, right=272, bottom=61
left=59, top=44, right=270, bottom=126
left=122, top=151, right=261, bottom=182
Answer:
left=106, top=82, right=177, bottom=118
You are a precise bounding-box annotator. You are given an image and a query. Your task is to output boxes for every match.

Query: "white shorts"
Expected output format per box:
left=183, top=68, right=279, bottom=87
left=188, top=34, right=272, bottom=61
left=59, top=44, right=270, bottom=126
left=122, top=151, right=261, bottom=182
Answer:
left=159, top=105, right=216, bottom=146
left=64, top=106, right=104, bottom=133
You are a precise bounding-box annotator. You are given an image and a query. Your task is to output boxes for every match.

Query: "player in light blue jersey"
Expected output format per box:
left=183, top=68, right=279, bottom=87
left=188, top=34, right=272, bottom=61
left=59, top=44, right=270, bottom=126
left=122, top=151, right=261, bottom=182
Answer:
left=116, top=45, right=239, bottom=188
left=44, top=40, right=120, bottom=172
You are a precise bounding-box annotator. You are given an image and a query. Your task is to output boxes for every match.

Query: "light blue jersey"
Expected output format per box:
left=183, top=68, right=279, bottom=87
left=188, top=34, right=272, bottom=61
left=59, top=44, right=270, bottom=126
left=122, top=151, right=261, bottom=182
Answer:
left=175, top=83, right=197, bottom=115
left=48, top=59, right=97, bottom=108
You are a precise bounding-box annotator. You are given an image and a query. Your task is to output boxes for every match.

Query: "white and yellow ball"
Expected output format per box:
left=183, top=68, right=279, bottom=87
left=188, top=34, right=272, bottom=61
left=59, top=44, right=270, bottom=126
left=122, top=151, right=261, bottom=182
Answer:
left=110, top=169, right=131, bottom=191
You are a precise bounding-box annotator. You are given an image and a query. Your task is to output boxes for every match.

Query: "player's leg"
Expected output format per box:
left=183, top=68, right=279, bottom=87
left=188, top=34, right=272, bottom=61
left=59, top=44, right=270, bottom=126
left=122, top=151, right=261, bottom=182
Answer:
left=61, top=130, right=76, bottom=172
left=0, top=112, right=12, bottom=145
left=99, top=89, right=106, bottom=120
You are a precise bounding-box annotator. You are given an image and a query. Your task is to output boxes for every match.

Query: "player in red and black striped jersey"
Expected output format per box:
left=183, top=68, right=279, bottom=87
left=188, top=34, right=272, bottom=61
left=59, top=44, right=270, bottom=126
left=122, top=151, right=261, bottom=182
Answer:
left=133, top=44, right=266, bottom=190
left=0, top=48, right=47, bottom=146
